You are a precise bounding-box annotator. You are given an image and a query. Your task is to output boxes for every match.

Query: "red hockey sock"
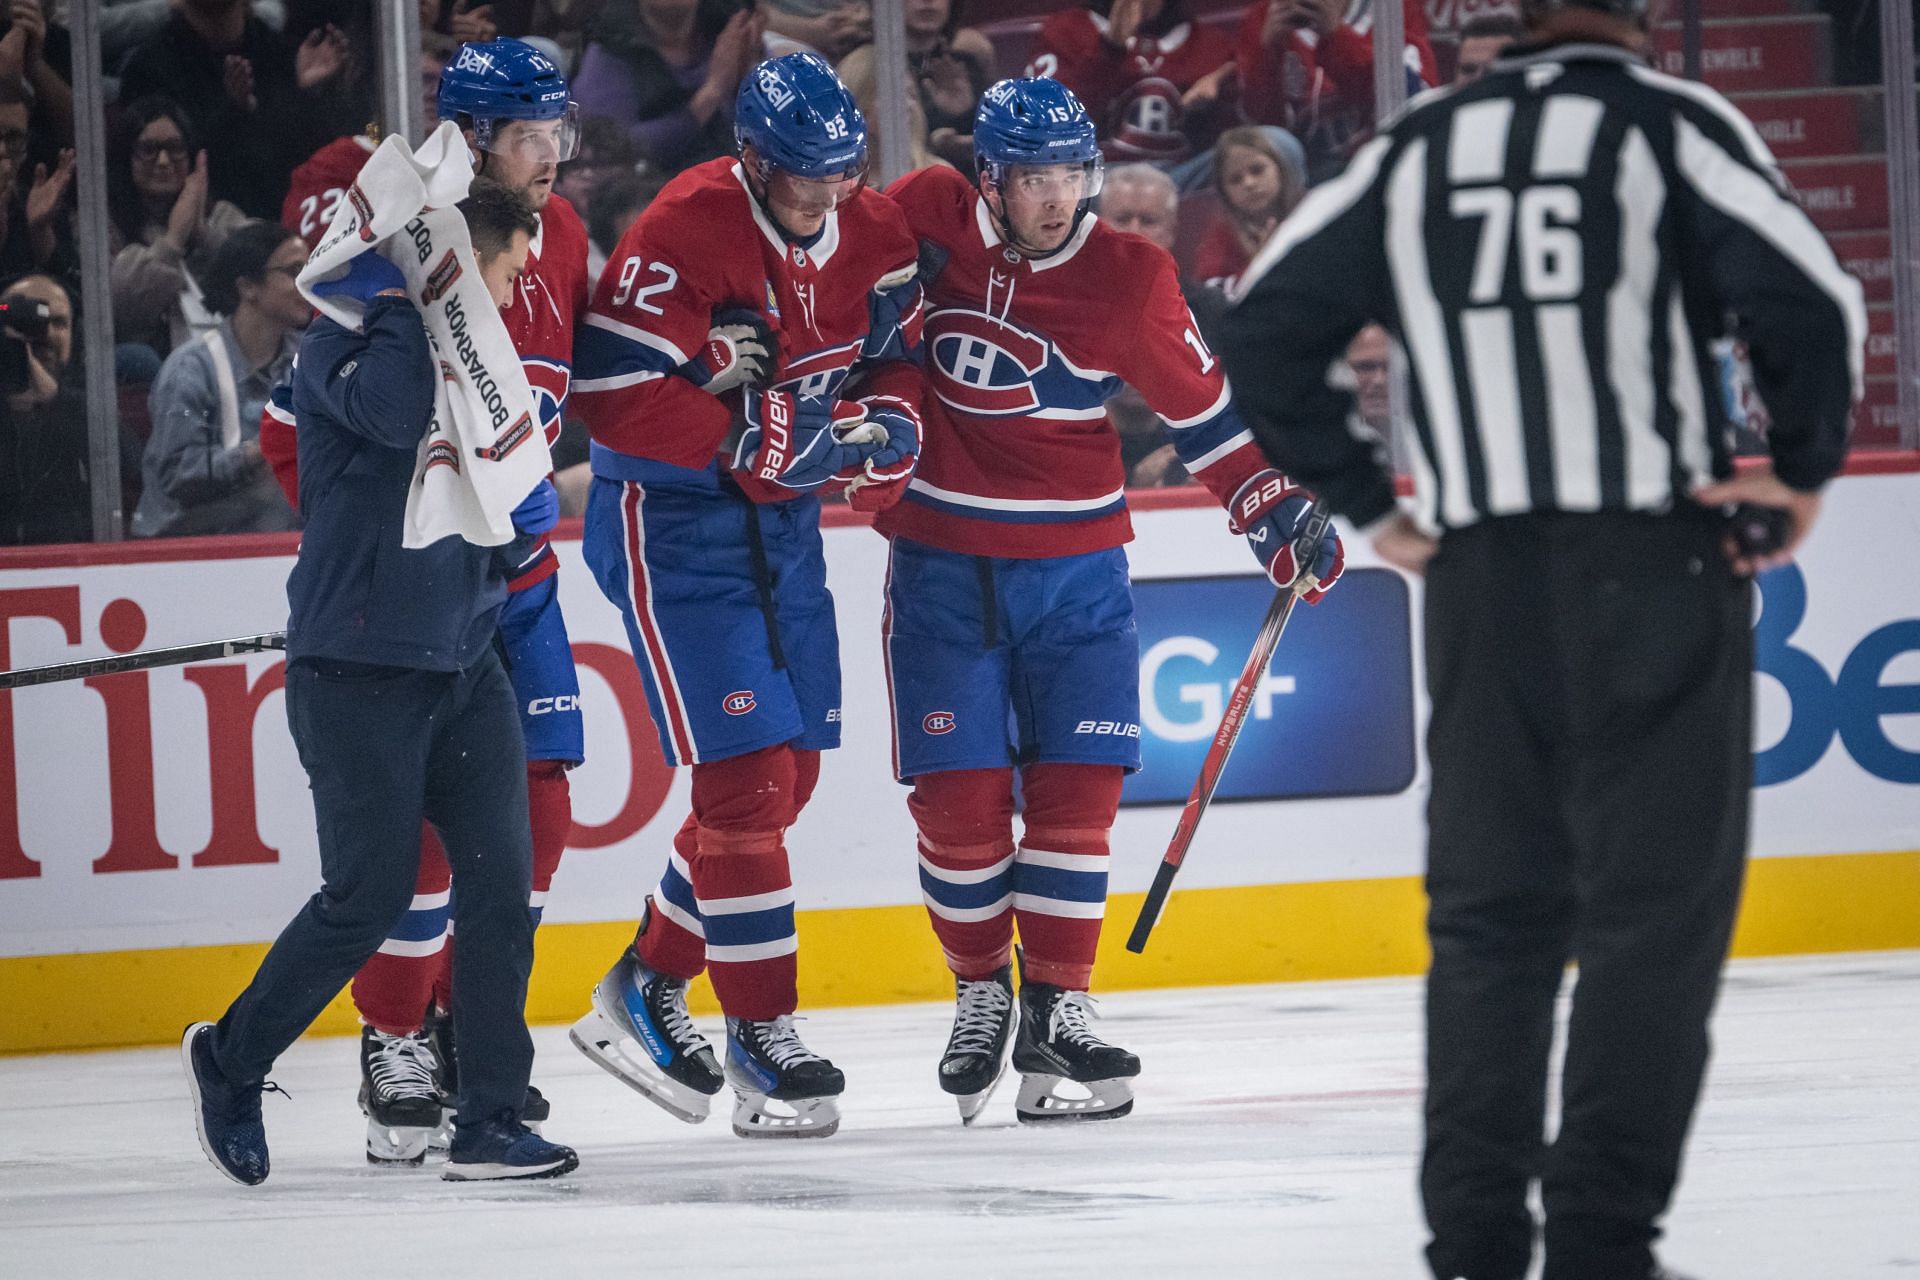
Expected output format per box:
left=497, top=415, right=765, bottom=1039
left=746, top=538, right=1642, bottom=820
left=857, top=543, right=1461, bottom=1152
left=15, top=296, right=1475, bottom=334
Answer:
left=526, top=760, right=571, bottom=925
left=1011, top=763, right=1124, bottom=991
left=909, top=768, right=1016, bottom=981
left=632, top=813, right=707, bottom=980
left=352, top=823, right=451, bottom=1034
left=685, top=745, right=803, bottom=1020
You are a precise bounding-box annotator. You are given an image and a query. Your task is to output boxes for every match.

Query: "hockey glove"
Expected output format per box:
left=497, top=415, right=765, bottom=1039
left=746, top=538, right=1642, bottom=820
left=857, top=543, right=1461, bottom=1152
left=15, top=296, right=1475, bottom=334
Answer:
left=681, top=307, right=775, bottom=395
left=729, top=390, right=879, bottom=496
left=511, top=477, right=560, bottom=536
left=839, top=394, right=921, bottom=513
left=309, top=251, right=408, bottom=306
left=863, top=264, right=925, bottom=361
left=1228, top=470, right=1344, bottom=604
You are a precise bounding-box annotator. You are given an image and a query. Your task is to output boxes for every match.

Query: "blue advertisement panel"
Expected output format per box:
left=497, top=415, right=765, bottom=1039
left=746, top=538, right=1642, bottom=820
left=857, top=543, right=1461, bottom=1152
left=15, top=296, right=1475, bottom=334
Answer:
left=1125, top=570, right=1418, bottom=806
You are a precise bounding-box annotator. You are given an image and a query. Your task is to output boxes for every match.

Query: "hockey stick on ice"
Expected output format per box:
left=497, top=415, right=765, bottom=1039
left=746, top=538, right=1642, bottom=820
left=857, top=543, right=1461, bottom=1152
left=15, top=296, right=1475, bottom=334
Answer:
left=1125, top=504, right=1334, bottom=954
left=0, top=632, right=287, bottom=690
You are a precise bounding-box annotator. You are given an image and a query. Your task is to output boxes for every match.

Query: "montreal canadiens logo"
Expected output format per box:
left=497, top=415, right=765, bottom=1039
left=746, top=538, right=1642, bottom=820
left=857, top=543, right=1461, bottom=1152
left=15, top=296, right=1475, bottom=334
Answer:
left=774, top=338, right=862, bottom=400
left=521, top=356, right=571, bottom=446
left=723, top=690, right=757, bottom=716
left=927, top=309, right=1050, bottom=416
left=923, top=711, right=957, bottom=735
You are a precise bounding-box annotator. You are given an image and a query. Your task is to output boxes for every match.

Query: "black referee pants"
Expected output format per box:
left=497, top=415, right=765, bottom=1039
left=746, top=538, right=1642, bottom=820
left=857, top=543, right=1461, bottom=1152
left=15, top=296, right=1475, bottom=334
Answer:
left=1418, top=510, right=1752, bottom=1280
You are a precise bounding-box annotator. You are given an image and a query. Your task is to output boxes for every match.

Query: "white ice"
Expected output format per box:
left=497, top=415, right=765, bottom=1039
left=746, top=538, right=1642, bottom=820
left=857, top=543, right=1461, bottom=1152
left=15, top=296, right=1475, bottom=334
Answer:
left=4, top=952, right=1916, bottom=1278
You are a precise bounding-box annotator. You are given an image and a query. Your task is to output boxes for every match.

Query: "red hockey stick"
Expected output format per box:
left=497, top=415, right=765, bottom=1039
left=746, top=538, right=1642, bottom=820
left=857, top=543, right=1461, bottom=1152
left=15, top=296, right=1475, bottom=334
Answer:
left=1126, top=504, right=1333, bottom=953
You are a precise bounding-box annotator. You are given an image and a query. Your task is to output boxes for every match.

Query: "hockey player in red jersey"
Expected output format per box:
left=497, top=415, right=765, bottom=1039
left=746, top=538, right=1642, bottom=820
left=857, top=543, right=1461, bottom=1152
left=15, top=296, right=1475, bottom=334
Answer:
left=261, top=39, right=596, bottom=1166
left=567, top=52, right=922, bottom=1141
left=880, top=78, right=1344, bottom=1124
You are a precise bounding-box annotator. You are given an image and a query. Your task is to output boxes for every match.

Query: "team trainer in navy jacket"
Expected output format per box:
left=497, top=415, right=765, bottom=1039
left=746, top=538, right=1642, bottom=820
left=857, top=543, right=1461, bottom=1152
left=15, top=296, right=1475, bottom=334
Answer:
left=182, top=180, right=578, bottom=1185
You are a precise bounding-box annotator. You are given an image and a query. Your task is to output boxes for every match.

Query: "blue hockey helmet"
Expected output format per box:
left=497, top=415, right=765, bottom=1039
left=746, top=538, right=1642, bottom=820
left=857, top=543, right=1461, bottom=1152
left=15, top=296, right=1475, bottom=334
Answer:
left=973, top=78, right=1105, bottom=255
left=437, top=39, right=580, bottom=162
left=735, top=53, right=870, bottom=186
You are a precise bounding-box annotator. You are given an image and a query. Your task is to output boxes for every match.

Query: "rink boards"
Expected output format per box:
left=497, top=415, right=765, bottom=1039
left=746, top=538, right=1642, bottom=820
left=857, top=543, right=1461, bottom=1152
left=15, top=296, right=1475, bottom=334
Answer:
left=3, top=465, right=1917, bottom=1052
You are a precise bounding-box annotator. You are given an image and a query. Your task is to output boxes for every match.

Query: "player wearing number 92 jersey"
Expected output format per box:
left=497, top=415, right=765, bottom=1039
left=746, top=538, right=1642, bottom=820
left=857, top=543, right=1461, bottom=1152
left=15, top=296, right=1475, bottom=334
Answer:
left=875, top=78, right=1343, bottom=1127
left=567, top=52, right=926, bottom=1140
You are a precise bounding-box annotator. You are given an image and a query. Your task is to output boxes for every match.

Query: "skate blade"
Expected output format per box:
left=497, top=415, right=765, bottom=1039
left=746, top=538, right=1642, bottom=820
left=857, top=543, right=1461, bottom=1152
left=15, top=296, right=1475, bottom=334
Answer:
left=729, top=1090, right=841, bottom=1140
left=1013, top=1072, right=1135, bottom=1123
left=569, top=1009, right=713, bottom=1124
left=954, top=1059, right=1009, bottom=1127
left=365, top=1118, right=432, bottom=1167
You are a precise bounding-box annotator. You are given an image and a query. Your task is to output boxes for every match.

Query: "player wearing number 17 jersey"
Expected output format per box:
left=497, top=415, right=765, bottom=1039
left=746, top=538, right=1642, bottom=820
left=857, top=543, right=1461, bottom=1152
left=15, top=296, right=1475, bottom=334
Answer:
left=568, top=53, right=924, bottom=1140
left=878, top=78, right=1345, bottom=1125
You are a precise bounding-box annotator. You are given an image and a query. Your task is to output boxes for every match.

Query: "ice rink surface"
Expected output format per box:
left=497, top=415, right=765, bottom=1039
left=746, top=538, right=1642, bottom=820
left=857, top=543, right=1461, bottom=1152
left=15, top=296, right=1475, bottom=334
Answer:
left=4, top=951, right=1915, bottom=1278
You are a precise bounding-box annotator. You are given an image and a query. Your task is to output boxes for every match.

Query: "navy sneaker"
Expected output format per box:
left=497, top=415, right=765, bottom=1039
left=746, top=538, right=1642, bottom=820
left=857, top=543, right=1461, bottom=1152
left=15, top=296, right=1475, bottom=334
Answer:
left=181, top=1022, right=284, bottom=1186
left=442, top=1112, right=578, bottom=1181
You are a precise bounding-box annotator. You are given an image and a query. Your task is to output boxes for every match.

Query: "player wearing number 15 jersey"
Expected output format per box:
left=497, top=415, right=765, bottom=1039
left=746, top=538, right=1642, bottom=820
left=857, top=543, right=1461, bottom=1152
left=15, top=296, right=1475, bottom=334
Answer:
left=568, top=53, right=924, bottom=1140
left=877, top=78, right=1345, bottom=1125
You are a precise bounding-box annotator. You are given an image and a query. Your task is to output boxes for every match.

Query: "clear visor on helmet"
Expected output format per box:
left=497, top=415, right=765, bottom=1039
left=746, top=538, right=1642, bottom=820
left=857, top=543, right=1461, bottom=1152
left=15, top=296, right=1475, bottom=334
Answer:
left=990, top=157, right=1106, bottom=206
left=761, top=155, right=872, bottom=216
left=476, top=103, right=581, bottom=164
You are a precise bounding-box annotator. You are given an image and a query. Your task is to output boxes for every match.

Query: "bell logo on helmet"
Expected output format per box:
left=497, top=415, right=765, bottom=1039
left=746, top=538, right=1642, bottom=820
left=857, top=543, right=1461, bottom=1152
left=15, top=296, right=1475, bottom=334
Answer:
left=756, top=67, right=796, bottom=111
left=452, top=45, right=494, bottom=75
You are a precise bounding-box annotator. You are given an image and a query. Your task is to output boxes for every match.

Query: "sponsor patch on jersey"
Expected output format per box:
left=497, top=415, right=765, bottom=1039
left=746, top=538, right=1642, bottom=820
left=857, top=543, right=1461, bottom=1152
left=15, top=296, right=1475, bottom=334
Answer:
left=422, top=250, right=462, bottom=304
left=926, top=309, right=1051, bottom=416
left=475, top=412, right=534, bottom=461
left=923, top=711, right=957, bottom=735
left=723, top=690, right=758, bottom=716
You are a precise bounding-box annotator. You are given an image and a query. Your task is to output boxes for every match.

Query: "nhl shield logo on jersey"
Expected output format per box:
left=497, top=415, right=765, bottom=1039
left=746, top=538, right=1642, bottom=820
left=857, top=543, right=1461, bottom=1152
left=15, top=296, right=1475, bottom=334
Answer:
left=723, top=690, right=758, bottom=716
left=923, top=711, right=957, bottom=735
left=926, top=309, right=1050, bottom=416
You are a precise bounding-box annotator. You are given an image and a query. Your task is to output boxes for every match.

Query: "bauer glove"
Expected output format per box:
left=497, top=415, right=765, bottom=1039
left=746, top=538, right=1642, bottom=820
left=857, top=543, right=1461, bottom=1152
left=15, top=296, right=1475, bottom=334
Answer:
left=1227, top=470, right=1344, bottom=604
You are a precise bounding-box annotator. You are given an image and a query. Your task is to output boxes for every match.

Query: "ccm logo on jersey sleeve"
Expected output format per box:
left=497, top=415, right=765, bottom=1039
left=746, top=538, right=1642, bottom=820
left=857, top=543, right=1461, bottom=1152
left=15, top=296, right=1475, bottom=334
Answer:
left=527, top=695, right=580, bottom=715
left=724, top=691, right=758, bottom=716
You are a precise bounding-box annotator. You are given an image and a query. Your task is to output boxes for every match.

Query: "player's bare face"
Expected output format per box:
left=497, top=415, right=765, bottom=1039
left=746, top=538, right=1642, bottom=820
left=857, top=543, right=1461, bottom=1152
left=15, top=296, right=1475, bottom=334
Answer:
left=480, top=229, right=533, bottom=310
left=998, top=165, right=1088, bottom=255
left=748, top=147, right=868, bottom=239
left=478, top=119, right=571, bottom=210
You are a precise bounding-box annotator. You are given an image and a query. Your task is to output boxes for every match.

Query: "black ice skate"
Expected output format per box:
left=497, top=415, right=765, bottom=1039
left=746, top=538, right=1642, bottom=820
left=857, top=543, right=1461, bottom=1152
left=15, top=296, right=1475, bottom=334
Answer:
left=724, top=1015, right=844, bottom=1139
left=1011, top=980, right=1140, bottom=1123
left=358, top=1026, right=445, bottom=1165
left=570, top=949, right=723, bottom=1123
left=938, top=965, right=1016, bottom=1125
left=422, top=1005, right=457, bottom=1154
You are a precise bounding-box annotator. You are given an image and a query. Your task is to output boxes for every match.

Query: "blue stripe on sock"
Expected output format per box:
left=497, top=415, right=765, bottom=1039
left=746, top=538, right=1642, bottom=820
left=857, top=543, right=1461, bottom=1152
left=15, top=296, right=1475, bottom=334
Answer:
left=387, top=905, right=451, bottom=943
left=1012, top=863, right=1108, bottom=906
left=659, top=863, right=700, bottom=920
left=700, top=903, right=795, bottom=949
left=918, top=865, right=1013, bottom=910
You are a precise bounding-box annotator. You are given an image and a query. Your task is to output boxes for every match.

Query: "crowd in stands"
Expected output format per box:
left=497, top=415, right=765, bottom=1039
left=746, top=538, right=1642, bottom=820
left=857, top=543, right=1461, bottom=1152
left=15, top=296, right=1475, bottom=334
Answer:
left=3, top=0, right=1532, bottom=545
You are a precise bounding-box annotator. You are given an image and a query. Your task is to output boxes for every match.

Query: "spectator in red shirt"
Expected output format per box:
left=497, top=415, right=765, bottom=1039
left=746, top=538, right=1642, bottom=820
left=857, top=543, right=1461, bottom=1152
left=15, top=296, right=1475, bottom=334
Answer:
left=1027, top=0, right=1235, bottom=167
left=1191, top=124, right=1304, bottom=292
left=1232, top=0, right=1436, bottom=181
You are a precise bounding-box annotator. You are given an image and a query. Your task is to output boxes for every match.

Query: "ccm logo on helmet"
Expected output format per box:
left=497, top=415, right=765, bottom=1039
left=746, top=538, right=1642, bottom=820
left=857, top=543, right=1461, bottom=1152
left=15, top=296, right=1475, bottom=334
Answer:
left=527, top=695, right=579, bottom=715
left=923, top=711, right=957, bottom=735
left=724, top=690, right=758, bottom=716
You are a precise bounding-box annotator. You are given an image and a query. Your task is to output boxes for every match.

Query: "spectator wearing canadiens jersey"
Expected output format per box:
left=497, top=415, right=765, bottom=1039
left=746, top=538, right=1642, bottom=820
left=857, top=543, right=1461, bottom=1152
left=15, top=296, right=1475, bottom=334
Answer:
left=878, top=78, right=1343, bottom=1127
left=567, top=52, right=925, bottom=1142
left=258, top=39, right=595, bottom=1168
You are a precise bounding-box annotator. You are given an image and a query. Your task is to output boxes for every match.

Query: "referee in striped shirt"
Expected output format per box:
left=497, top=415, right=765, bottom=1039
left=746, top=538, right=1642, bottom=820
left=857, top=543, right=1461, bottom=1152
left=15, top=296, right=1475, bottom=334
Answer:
left=1217, top=2, right=1864, bottom=1278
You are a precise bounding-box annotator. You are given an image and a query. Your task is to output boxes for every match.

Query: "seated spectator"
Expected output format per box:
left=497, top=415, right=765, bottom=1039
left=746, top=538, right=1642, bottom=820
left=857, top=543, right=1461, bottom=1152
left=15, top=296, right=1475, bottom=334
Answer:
left=109, top=97, right=250, bottom=360
left=132, top=220, right=307, bottom=537
left=0, top=273, right=103, bottom=544
left=1451, top=12, right=1523, bottom=85
left=0, top=0, right=73, bottom=156
left=1191, top=125, right=1303, bottom=293
left=1027, top=0, right=1233, bottom=168
left=1231, top=0, right=1437, bottom=182
left=117, top=0, right=354, bottom=219
left=759, top=0, right=868, bottom=62
left=840, top=0, right=993, bottom=173
left=1099, top=162, right=1227, bottom=336
left=556, top=113, right=641, bottom=214
left=584, top=164, right=665, bottom=287
left=0, top=79, right=76, bottom=289
left=1345, top=322, right=1412, bottom=472
left=573, top=0, right=764, bottom=174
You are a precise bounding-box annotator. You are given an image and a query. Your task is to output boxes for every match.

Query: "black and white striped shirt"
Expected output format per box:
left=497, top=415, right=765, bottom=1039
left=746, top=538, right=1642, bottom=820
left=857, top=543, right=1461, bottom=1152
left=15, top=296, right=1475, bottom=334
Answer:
left=1218, top=41, right=1866, bottom=534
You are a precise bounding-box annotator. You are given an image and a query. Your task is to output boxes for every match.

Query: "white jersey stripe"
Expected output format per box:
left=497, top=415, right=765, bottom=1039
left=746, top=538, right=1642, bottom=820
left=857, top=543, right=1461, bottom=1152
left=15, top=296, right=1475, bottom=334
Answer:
left=1609, top=127, right=1671, bottom=510
left=1461, top=308, right=1531, bottom=515
left=1538, top=303, right=1602, bottom=511
left=906, top=477, right=1127, bottom=514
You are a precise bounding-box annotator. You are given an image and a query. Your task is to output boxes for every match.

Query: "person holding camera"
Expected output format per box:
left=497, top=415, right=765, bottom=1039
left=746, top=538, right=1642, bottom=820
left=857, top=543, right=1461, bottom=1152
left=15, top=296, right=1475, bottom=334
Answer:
left=131, top=220, right=308, bottom=538
left=0, top=273, right=105, bottom=544
left=181, top=180, right=579, bottom=1187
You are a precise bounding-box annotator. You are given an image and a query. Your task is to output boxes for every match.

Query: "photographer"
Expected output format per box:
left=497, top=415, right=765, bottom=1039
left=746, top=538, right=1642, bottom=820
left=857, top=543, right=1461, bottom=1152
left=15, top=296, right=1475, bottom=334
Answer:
left=0, top=273, right=120, bottom=545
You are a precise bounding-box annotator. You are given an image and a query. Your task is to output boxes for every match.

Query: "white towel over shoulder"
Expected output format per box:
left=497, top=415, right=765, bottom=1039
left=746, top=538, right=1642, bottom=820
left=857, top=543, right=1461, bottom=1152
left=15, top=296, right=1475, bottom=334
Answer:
left=297, top=122, right=551, bottom=549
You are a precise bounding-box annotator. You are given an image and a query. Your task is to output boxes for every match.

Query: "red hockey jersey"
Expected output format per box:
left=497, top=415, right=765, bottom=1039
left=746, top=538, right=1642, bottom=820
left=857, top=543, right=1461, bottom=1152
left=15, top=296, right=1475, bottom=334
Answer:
left=572, top=157, right=920, bottom=478
left=1026, top=10, right=1234, bottom=165
left=875, top=165, right=1266, bottom=560
left=282, top=135, right=379, bottom=249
